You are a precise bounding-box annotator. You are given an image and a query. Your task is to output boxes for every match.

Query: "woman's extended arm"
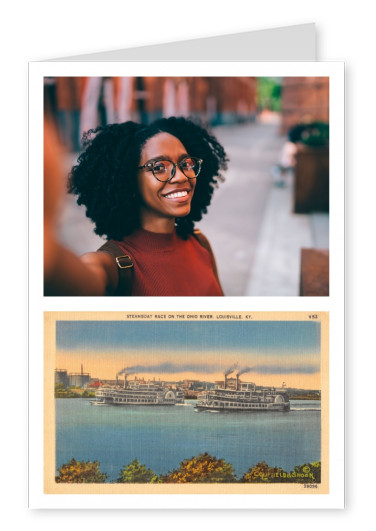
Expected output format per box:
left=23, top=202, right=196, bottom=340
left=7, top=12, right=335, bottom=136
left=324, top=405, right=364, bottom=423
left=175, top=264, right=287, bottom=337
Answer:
left=44, top=118, right=118, bottom=296
left=44, top=233, right=118, bottom=295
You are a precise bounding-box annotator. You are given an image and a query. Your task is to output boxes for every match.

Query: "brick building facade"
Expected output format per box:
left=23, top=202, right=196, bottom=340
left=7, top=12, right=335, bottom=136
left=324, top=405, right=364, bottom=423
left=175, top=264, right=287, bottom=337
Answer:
left=122, top=76, right=258, bottom=125
left=280, top=77, right=329, bottom=135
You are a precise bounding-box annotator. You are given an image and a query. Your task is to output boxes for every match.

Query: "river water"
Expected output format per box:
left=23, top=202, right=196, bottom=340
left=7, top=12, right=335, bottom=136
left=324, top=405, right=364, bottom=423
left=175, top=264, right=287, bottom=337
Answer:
left=55, top=398, right=321, bottom=481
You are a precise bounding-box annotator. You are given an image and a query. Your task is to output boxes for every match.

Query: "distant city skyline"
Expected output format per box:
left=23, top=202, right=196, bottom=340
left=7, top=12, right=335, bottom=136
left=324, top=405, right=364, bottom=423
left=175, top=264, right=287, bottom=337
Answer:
left=56, top=320, right=321, bottom=389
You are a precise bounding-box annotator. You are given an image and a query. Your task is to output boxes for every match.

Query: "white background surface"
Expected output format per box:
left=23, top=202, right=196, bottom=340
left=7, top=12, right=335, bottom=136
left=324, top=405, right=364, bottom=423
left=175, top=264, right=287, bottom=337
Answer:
left=1, top=0, right=371, bottom=526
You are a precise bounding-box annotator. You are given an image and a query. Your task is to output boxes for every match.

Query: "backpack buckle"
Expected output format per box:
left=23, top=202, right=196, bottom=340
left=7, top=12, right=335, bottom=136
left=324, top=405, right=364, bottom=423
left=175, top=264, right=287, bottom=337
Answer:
left=115, top=255, right=133, bottom=269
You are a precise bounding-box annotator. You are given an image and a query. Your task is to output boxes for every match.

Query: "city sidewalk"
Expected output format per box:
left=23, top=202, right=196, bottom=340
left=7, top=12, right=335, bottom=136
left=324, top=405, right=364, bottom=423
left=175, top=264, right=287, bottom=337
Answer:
left=244, top=174, right=329, bottom=296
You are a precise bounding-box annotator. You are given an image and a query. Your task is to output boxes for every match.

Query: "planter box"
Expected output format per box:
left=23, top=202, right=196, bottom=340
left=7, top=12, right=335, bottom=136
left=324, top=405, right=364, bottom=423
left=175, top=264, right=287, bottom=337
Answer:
left=300, top=248, right=329, bottom=296
left=294, top=143, right=329, bottom=213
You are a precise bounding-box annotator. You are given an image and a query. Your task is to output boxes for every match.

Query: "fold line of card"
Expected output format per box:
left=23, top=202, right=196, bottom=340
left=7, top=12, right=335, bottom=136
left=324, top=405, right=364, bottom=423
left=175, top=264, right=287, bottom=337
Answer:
left=47, top=23, right=316, bottom=62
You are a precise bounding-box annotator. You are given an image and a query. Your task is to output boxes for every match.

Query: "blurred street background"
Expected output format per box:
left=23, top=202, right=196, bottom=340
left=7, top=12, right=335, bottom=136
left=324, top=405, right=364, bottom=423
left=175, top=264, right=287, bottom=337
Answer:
left=45, top=76, right=330, bottom=296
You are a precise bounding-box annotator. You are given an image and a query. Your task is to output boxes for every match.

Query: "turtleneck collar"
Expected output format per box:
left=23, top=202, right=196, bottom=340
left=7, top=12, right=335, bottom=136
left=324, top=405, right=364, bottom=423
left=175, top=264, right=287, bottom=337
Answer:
left=120, top=228, right=178, bottom=252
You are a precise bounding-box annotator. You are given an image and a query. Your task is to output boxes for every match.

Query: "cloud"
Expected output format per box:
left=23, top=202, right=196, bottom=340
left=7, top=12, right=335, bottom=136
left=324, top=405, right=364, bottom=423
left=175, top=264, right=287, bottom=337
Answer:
left=254, top=364, right=319, bottom=374
left=115, top=362, right=319, bottom=377
left=116, top=362, right=223, bottom=376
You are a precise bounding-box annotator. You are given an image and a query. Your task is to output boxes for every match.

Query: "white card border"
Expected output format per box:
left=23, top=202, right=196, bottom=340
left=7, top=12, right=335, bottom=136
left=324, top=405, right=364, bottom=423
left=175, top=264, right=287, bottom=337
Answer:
left=29, top=61, right=344, bottom=509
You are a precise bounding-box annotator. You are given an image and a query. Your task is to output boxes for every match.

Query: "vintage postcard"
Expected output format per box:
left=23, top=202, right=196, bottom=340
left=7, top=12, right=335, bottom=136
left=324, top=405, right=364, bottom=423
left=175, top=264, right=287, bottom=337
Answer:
left=41, top=311, right=332, bottom=507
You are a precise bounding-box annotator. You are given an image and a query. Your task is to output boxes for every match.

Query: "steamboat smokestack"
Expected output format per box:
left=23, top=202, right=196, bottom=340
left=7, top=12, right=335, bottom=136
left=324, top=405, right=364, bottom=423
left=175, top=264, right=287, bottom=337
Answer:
left=124, top=373, right=127, bottom=389
left=236, top=373, right=239, bottom=391
left=224, top=366, right=237, bottom=389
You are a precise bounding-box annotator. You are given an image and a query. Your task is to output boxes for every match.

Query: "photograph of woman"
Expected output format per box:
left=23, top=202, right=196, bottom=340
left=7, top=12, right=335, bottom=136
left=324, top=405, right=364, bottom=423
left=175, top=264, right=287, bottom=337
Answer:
left=44, top=75, right=330, bottom=297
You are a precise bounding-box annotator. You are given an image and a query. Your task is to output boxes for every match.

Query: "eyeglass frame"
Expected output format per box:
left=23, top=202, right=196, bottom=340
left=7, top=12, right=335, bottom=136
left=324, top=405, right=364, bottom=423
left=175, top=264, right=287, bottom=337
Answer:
left=137, top=156, right=203, bottom=182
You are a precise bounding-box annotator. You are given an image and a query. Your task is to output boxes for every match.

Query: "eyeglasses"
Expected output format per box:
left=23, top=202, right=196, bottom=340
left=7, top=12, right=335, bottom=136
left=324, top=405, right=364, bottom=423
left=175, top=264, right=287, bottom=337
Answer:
left=138, top=156, right=203, bottom=182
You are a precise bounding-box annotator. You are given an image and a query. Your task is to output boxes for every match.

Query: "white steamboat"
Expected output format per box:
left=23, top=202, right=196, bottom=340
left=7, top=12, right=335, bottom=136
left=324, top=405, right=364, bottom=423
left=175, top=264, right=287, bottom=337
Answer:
left=94, top=374, right=184, bottom=406
left=196, top=372, right=290, bottom=412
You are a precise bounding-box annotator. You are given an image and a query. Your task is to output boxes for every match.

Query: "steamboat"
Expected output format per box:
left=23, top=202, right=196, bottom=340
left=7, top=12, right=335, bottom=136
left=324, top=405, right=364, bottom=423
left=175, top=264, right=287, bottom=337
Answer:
left=93, top=373, right=184, bottom=406
left=196, top=371, right=290, bottom=412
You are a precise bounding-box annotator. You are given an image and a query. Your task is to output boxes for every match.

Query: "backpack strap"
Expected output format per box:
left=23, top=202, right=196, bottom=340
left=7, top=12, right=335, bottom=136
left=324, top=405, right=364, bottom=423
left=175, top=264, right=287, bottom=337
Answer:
left=97, top=241, right=134, bottom=296
left=193, top=229, right=223, bottom=294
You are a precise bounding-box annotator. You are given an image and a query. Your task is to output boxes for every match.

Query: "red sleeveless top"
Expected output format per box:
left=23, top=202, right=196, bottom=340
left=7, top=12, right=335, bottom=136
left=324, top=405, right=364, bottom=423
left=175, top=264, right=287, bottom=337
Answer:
left=114, top=229, right=223, bottom=296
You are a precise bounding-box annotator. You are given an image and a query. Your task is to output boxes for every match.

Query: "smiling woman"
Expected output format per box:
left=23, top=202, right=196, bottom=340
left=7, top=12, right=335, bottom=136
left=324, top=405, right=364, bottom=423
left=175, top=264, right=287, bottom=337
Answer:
left=45, top=117, right=228, bottom=296
left=136, top=133, right=198, bottom=231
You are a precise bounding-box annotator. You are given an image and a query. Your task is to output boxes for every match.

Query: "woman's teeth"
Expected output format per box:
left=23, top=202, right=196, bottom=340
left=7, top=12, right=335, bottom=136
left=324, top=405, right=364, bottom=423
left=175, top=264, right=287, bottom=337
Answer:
left=164, top=191, right=188, bottom=199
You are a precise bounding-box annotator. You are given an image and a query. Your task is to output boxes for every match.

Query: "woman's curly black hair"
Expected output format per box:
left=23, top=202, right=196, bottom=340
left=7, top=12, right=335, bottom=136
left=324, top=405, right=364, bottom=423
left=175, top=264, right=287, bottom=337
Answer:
left=68, top=116, right=228, bottom=240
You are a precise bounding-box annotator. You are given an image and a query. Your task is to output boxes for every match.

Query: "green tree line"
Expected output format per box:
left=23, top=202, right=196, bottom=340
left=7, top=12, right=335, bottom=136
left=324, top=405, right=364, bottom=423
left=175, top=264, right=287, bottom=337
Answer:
left=55, top=454, right=321, bottom=484
left=55, top=383, right=96, bottom=398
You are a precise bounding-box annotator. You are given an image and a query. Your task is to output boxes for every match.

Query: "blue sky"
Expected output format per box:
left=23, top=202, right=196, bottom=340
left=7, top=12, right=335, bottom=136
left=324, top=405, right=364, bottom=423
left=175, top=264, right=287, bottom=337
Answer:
left=56, top=320, right=320, bottom=356
left=55, top=320, right=321, bottom=387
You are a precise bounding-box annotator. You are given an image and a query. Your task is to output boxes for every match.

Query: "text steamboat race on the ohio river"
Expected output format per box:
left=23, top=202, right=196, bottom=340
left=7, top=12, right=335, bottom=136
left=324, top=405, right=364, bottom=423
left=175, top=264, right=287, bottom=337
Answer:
left=93, top=373, right=184, bottom=406
left=196, top=371, right=290, bottom=412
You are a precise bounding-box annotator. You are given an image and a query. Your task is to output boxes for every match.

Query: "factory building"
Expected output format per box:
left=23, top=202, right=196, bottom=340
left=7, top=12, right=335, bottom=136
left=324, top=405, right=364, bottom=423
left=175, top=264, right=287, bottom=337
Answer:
left=55, top=369, right=69, bottom=388
left=56, top=364, right=91, bottom=388
left=69, top=364, right=90, bottom=388
left=68, top=372, right=90, bottom=388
